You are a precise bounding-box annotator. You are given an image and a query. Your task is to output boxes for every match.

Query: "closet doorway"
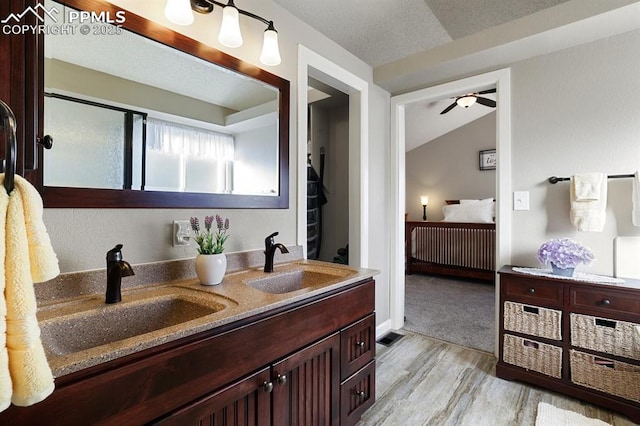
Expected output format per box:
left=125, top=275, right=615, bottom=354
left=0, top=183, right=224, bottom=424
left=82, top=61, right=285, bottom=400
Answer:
left=306, top=78, right=349, bottom=263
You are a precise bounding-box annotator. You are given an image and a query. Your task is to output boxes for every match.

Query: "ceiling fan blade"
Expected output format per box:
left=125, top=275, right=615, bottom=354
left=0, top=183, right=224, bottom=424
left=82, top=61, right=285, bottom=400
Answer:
left=440, top=101, right=458, bottom=114
left=475, top=97, right=496, bottom=108
left=477, top=88, right=496, bottom=95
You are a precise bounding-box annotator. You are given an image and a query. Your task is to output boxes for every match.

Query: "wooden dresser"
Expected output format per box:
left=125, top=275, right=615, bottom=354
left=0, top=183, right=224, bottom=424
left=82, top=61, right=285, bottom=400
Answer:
left=497, top=266, right=640, bottom=422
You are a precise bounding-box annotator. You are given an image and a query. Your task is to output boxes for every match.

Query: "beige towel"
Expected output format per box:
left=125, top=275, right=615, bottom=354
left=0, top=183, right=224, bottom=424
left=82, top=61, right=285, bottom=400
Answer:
left=573, top=173, right=603, bottom=201
left=0, top=174, right=59, bottom=410
left=570, top=173, right=607, bottom=232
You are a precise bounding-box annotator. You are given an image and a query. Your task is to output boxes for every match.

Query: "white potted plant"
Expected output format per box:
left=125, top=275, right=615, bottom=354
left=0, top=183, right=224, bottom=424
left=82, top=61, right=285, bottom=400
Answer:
left=191, top=214, right=230, bottom=285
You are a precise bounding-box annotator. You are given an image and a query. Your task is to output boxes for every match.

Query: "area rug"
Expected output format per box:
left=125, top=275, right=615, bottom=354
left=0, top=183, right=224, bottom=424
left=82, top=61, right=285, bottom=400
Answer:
left=403, top=274, right=495, bottom=353
left=535, top=402, right=611, bottom=426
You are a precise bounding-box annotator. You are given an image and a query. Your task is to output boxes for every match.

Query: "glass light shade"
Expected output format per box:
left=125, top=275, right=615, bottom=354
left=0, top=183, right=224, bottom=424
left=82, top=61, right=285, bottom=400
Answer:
left=456, top=95, right=477, bottom=108
left=260, top=28, right=281, bottom=66
left=218, top=5, right=243, bottom=48
left=164, top=0, right=194, bottom=26
left=420, top=195, right=429, bottom=206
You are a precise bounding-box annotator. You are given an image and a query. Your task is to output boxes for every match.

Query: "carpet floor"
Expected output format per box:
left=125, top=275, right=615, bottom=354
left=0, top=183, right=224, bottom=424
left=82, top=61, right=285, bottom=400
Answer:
left=403, top=273, right=495, bottom=353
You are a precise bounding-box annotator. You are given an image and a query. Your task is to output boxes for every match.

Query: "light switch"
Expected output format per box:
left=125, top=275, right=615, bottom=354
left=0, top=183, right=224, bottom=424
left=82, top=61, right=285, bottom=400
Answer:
left=513, top=191, right=530, bottom=211
left=173, top=220, right=191, bottom=247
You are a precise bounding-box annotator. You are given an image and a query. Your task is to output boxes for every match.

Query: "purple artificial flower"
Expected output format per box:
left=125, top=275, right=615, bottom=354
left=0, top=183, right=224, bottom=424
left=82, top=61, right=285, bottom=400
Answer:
left=190, top=217, right=200, bottom=232
left=204, top=215, right=214, bottom=232
left=537, top=238, right=594, bottom=269
left=216, top=214, right=224, bottom=231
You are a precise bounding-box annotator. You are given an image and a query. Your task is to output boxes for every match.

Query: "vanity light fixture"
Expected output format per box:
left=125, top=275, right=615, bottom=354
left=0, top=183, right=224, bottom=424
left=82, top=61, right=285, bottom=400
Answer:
left=164, top=0, right=282, bottom=66
left=420, top=195, right=429, bottom=221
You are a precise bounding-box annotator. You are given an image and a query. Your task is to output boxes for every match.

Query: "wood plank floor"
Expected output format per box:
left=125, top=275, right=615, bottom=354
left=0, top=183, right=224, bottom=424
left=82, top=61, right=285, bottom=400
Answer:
left=357, top=332, right=637, bottom=426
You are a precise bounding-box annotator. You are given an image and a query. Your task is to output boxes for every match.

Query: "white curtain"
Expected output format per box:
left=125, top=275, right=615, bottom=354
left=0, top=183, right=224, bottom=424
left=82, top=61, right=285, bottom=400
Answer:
left=146, top=118, right=234, bottom=160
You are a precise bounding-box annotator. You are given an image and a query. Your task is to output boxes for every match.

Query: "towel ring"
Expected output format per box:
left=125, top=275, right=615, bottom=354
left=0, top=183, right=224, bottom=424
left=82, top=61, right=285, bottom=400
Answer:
left=0, top=99, right=17, bottom=195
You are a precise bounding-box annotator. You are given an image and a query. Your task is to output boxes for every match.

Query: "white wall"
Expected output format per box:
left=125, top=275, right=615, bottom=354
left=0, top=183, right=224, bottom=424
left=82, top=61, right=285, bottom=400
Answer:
left=510, top=29, right=640, bottom=274
left=405, top=113, right=496, bottom=221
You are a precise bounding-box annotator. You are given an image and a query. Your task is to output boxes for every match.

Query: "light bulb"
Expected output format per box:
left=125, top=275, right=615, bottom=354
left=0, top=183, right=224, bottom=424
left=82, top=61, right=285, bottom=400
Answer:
left=260, top=26, right=281, bottom=66
left=218, top=4, right=243, bottom=48
left=456, top=95, right=477, bottom=108
left=164, top=0, right=194, bottom=26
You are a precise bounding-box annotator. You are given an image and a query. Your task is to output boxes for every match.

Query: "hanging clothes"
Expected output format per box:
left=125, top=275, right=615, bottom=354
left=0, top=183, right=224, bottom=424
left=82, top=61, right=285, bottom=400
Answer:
left=306, top=153, right=327, bottom=259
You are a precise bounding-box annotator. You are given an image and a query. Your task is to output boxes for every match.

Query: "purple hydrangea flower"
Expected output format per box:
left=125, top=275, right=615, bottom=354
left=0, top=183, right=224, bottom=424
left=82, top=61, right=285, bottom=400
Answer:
left=537, top=238, right=594, bottom=269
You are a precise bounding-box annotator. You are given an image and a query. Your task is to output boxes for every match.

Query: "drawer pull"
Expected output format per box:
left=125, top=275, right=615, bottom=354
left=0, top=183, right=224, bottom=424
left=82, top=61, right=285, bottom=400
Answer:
left=355, top=341, right=366, bottom=348
left=354, top=390, right=367, bottom=399
left=523, top=306, right=539, bottom=315
left=528, top=288, right=535, bottom=294
left=262, top=381, right=273, bottom=393
left=595, top=318, right=616, bottom=328
left=276, top=374, right=287, bottom=385
left=601, top=299, right=611, bottom=306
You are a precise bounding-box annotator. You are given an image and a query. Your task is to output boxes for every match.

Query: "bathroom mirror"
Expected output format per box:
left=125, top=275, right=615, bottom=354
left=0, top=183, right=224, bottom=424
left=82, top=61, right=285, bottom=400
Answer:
left=37, top=0, right=289, bottom=208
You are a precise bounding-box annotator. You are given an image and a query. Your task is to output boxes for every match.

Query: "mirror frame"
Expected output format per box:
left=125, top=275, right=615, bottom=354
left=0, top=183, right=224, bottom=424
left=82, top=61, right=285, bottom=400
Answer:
left=36, top=0, right=289, bottom=208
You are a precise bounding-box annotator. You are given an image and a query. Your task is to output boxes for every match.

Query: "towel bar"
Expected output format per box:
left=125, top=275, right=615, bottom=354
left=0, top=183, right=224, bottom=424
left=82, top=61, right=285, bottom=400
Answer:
left=0, top=99, right=17, bottom=195
left=548, top=174, right=635, bottom=184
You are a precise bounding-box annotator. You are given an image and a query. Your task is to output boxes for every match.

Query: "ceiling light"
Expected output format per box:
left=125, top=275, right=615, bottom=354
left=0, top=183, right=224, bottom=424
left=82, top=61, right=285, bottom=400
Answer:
left=456, top=95, right=477, bottom=108
left=164, top=0, right=281, bottom=66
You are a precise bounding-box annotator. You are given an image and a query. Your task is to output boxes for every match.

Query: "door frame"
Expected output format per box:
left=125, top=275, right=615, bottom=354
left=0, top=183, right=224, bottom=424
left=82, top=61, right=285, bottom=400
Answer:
left=388, top=69, right=512, bottom=355
left=297, top=45, right=369, bottom=267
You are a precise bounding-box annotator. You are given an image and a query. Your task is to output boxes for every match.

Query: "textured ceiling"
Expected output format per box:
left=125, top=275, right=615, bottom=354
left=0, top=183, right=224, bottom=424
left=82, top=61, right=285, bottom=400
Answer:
left=272, top=0, right=571, bottom=67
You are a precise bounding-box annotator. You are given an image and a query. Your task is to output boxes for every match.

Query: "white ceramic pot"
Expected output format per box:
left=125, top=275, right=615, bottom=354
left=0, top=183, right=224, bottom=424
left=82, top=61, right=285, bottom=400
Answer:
left=195, top=253, right=227, bottom=285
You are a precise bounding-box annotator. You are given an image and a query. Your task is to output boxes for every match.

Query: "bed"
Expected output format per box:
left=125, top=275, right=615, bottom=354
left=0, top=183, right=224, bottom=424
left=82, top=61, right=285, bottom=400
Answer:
left=406, top=199, right=496, bottom=281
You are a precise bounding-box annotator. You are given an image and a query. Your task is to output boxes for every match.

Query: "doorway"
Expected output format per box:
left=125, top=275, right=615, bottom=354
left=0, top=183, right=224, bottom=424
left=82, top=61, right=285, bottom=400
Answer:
left=306, top=78, right=349, bottom=262
left=297, top=46, right=369, bottom=268
left=388, top=69, right=512, bottom=356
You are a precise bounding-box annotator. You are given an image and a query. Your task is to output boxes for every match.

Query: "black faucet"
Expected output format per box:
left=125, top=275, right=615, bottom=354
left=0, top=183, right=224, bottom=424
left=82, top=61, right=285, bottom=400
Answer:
left=264, top=232, right=289, bottom=273
left=105, top=244, right=135, bottom=304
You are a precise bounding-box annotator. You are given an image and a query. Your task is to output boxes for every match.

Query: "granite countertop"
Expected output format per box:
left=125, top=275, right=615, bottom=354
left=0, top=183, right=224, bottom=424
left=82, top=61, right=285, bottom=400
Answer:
left=36, top=255, right=378, bottom=378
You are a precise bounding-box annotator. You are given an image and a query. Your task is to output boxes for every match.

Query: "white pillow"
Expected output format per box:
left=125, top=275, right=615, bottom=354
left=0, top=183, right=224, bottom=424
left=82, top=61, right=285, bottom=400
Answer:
left=442, top=202, right=494, bottom=223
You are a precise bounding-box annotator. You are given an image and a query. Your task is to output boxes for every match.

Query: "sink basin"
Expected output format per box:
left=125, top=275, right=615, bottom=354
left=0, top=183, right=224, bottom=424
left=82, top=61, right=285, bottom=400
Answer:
left=245, top=265, right=356, bottom=294
left=39, top=287, right=231, bottom=356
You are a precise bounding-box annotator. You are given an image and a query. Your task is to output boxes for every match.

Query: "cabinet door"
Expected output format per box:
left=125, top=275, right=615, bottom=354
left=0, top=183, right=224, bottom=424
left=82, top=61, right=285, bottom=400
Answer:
left=155, top=367, right=271, bottom=426
left=272, top=333, right=341, bottom=426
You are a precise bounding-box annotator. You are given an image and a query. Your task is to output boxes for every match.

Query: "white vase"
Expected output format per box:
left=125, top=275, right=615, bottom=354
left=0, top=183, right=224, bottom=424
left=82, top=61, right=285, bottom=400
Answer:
left=195, top=253, right=227, bottom=285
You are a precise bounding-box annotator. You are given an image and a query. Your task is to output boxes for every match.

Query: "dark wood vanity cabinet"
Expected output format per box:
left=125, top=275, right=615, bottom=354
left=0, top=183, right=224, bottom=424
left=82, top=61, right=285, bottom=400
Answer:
left=0, top=279, right=376, bottom=425
left=497, top=267, right=640, bottom=423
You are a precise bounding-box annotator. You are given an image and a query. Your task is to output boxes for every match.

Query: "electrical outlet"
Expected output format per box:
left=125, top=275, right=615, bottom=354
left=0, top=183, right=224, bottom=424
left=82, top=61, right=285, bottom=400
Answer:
left=173, top=220, right=191, bottom=247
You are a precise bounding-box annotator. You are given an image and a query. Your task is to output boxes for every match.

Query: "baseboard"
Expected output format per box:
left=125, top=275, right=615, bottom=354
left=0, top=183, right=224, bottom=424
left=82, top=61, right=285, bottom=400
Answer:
left=376, top=319, right=392, bottom=339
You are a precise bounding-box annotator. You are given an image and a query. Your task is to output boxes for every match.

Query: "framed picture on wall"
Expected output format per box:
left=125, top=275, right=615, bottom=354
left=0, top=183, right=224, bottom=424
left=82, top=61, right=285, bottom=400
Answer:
left=479, top=149, right=496, bottom=171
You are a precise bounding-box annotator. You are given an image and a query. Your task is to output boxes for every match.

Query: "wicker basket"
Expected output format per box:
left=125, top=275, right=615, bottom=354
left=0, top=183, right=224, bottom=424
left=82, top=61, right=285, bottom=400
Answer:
left=503, top=334, right=562, bottom=378
left=570, top=313, right=640, bottom=361
left=504, top=301, right=562, bottom=340
left=570, top=350, right=640, bottom=403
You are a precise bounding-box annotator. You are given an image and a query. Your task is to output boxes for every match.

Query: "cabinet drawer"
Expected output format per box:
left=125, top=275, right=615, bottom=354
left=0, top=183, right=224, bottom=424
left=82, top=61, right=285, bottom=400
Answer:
left=341, top=314, right=375, bottom=380
left=503, top=276, right=563, bottom=307
left=571, top=350, right=640, bottom=404
left=340, top=360, right=375, bottom=426
left=570, top=286, right=640, bottom=317
left=504, top=301, right=562, bottom=340
left=503, top=334, right=562, bottom=379
left=570, top=313, right=640, bottom=361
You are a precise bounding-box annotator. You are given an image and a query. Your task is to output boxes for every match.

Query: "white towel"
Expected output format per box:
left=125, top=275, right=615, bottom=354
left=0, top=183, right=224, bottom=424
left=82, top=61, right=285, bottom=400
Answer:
left=633, top=171, right=640, bottom=227
left=573, top=173, right=603, bottom=201
left=570, top=173, right=607, bottom=232
left=0, top=174, right=59, bottom=411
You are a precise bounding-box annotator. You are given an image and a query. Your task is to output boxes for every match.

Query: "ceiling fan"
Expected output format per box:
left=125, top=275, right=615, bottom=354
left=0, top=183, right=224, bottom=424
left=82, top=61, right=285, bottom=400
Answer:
left=440, top=89, right=496, bottom=115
